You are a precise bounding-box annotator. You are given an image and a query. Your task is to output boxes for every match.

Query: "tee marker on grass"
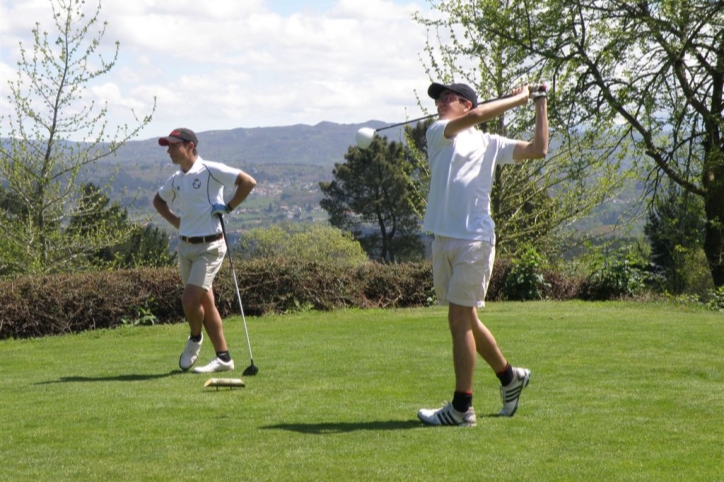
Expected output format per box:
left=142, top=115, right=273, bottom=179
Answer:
left=204, top=378, right=246, bottom=390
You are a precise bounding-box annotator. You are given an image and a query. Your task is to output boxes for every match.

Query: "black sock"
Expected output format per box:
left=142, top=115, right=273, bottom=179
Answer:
left=497, top=363, right=514, bottom=386
left=216, top=351, right=231, bottom=362
left=452, top=391, right=473, bottom=413
left=189, top=333, right=202, bottom=342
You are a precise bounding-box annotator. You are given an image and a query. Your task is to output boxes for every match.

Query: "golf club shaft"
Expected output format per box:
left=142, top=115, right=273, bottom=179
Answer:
left=375, top=114, right=437, bottom=132
left=375, top=84, right=545, bottom=133
left=218, top=215, right=255, bottom=363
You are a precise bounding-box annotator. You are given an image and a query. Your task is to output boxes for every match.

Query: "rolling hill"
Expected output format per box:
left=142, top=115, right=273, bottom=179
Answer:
left=108, top=120, right=409, bottom=167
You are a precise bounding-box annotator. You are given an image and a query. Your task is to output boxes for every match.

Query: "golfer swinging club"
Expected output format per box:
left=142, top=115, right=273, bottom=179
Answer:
left=153, top=128, right=257, bottom=373
left=417, top=82, right=548, bottom=426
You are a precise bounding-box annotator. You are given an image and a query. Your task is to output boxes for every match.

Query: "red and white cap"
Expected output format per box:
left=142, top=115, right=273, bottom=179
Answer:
left=158, top=128, right=198, bottom=146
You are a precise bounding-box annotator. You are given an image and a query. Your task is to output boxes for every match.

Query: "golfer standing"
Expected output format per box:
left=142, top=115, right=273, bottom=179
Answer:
left=153, top=128, right=257, bottom=373
left=417, top=82, right=548, bottom=426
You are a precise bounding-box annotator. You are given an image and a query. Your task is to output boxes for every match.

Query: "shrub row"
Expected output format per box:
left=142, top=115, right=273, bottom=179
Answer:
left=1, top=269, right=184, bottom=339
left=1, top=260, right=438, bottom=339
left=486, top=258, right=583, bottom=302
left=0, top=257, right=599, bottom=340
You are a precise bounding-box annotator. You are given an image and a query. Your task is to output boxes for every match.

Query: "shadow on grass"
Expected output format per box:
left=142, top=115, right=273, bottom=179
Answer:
left=35, top=370, right=184, bottom=384
left=260, top=420, right=422, bottom=434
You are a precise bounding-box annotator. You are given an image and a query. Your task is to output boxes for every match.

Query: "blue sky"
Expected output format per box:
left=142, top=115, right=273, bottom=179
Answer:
left=1, top=0, right=440, bottom=142
left=267, top=0, right=428, bottom=15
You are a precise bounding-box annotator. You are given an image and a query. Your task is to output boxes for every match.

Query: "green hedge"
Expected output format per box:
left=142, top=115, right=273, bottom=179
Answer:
left=0, top=258, right=582, bottom=340
left=1, top=268, right=184, bottom=339
left=0, top=260, right=437, bottom=339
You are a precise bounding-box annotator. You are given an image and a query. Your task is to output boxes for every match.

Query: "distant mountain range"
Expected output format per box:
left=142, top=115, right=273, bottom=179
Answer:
left=109, top=120, right=412, bottom=167
left=2, top=120, right=644, bottom=238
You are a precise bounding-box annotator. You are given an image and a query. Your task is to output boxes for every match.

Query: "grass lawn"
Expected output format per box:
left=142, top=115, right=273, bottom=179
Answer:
left=1, top=301, right=722, bottom=481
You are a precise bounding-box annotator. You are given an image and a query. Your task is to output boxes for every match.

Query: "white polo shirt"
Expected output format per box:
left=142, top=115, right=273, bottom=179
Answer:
left=423, top=119, right=518, bottom=243
left=158, top=156, right=241, bottom=237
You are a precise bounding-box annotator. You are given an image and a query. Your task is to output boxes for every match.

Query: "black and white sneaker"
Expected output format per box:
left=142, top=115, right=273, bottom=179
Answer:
left=417, top=403, right=476, bottom=427
left=499, top=367, right=531, bottom=416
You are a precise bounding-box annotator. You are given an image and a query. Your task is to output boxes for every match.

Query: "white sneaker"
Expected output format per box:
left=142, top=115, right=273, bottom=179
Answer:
left=499, top=367, right=531, bottom=416
left=179, top=334, right=203, bottom=371
left=417, top=403, right=476, bottom=427
left=193, top=357, right=235, bottom=374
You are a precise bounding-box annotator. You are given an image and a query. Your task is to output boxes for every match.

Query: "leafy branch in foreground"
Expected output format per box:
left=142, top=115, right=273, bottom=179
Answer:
left=0, top=0, right=156, bottom=276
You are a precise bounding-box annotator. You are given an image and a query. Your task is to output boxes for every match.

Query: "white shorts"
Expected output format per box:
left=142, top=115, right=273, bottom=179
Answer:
left=432, top=236, right=495, bottom=308
left=178, top=238, right=227, bottom=290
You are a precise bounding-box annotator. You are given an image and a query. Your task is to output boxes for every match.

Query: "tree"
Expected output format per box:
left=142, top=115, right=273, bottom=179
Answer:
left=66, top=182, right=128, bottom=266
left=420, top=0, right=724, bottom=285
left=645, top=181, right=706, bottom=293
left=0, top=184, right=27, bottom=276
left=414, top=0, right=632, bottom=259
left=67, top=183, right=175, bottom=269
left=0, top=0, right=155, bottom=276
left=402, top=119, right=434, bottom=219
left=114, top=224, right=176, bottom=269
left=319, top=136, right=425, bottom=262
left=236, top=222, right=368, bottom=266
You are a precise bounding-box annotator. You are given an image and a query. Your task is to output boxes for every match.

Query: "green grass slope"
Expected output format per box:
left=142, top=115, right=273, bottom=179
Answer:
left=1, top=302, right=721, bottom=481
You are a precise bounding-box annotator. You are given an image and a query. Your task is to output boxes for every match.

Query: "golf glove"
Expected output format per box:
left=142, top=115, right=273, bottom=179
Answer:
left=529, top=84, right=547, bottom=102
left=211, top=203, right=233, bottom=216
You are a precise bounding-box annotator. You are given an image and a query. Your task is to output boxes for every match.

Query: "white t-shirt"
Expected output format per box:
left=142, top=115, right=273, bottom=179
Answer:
left=157, top=157, right=241, bottom=237
left=423, top=119, right=518, bottom=243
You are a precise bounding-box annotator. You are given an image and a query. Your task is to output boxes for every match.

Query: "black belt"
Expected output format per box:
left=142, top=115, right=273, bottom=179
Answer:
left=180, top=233, right=223, bottom=244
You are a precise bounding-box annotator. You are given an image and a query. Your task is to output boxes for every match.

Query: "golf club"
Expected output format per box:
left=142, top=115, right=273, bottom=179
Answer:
left=356, top=113, right=437, bottom=149
left=218, top=214, right=259, bottom=376
left=355, top=84, right=547, bottom=149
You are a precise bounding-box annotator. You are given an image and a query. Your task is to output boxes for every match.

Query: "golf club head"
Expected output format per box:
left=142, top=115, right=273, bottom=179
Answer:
left=243, top=363, right=259, bottom=376
left=356, top=127, right=375, bottom=150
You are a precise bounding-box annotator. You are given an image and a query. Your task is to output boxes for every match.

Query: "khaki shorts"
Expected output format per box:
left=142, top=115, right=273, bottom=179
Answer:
left=432, top=236, right=495, bottom=308
left=178, top=238, right=227, bottom=290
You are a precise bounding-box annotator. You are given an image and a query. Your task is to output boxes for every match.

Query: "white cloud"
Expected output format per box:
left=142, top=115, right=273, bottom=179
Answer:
left=91, top=83, right=147, bottom=111
left=1, top=0, right=439, bottom=141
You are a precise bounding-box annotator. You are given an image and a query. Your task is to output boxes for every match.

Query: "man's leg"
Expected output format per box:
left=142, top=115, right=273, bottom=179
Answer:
left=178, top=283, right=206, bottom=370
left=471, top=313, right=507, bottom=374
left=447, top=303, right=508, bottom=388
left=187, top=241, right=235, bottom=373
left=469, top=308, right=530, bottom=417
left=181, top=284, right=206, bottom=337
left=417, top=302, right=479, bottom=427
left=448, top=302, right=478, bottom=393
left=184, top=286, right=234, bottom=373
left=200, top=288, right=228, bottom=353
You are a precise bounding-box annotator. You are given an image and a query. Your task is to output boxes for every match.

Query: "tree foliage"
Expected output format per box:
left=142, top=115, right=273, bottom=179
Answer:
left=0, top=0, right=155, bottom=276
left=319, top=136, right=425, bottom=262
left=235, top=222, right=368, bottom=266
left=419, top=0, right=724, bottom=285
left=414, top=0, right=634, bottom=259
left=67, top=183, right=175, bottom=269
left=402, top=118, right=434, bottom=218
left=645, top=180, right=707, bottom=293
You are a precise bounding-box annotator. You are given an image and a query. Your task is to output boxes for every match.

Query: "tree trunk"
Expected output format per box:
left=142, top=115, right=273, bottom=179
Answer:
left=704, top=192, right=724, bottom=287
left=703, top=146, right=724, bottom=287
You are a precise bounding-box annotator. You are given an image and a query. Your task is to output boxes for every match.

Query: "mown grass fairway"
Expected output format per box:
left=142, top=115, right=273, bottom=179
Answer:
left=1, top=302, right=722, bottom=481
